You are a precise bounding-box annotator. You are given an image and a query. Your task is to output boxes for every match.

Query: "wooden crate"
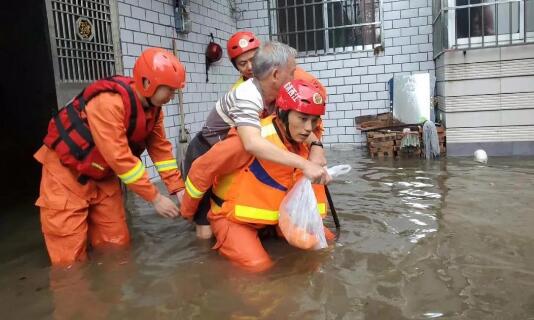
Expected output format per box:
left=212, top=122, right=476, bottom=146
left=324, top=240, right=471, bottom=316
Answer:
left=355, top=112, right=405, bottom=131
left=367, top=132, right=397, bottom=141
left=366, top=126, right=446, bottom=159
left=368, top=140, right=394, bottom=149
left=398, top=148, right=422, bottom=157
left=367, top=131, right=397, bottom=158
left=369, top=148, right=395, bottom=158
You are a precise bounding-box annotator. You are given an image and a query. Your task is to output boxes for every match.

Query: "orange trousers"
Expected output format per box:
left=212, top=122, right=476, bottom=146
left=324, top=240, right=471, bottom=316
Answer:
left=209, top=213, right=336, bottom=273
left=36, top=159, right=130, bottom=266
left=209, top=213, right=274, bottom=273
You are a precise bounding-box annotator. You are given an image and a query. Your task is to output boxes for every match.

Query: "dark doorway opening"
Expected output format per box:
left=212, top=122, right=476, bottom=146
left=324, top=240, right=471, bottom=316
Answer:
left=0, top=1, right=57, bottom=208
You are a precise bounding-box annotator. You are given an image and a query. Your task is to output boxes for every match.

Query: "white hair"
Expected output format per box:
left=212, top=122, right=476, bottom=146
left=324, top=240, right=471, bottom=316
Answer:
left=252, top=41, right=297, bottom=80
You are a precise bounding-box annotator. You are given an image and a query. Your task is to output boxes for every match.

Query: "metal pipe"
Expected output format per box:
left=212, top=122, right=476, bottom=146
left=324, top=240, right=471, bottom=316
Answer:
left=455, top=5, right=458, bottom=48
left=323, top=0, right=329, bottom=53
left=352, top=0, right=356, bottom=51
left=285, top=0, right=289, bottom=45
left=331, top=0, right=335, bottom=51
left=294, top=0, right=298, bottom=52
left=71, top=0, right=84, bottom=81
left=339, top=1, right=347, bottom=50
left=496, top=2, right=499, bottom=46
left=509, top=1, right=513, bottom=44
left=53, top=2, right=65, bottom=81
left=447, top=0, right=520, bottom=10
left=64, top=1, right=76, bottom=82
left=94, top=1, right=101, bottom=79
left=379, top=0, right=384, bottom=47
left=313, top=1, right=317, bottom=54
left=304, top=0, right=308, bottom=54
left=267, top=0, right=272, bottom=40
left=468, top=4, right=471, bottom=48
left=524, top=0, right=527, bottom=43
left=482, top=1, right=485, bottom=47
left=87, top=1, right=96, bottom=81
left=276, top=20, right=380, bottom=36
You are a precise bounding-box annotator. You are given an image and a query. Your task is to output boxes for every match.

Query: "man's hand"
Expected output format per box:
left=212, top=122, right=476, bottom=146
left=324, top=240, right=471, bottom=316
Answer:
left=308, top=144, right=327, bottom=166
left=302, top=160, right=332, bottom=185
left=176, top=189, right=185, bottom=206
left=152, top=193, right=180, bottom=218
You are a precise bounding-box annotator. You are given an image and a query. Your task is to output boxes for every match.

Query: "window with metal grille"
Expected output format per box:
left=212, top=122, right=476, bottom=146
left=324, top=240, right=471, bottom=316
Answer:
left=51, top=0, right=117, bottom=83
left=433, top=0, right=534, bottom=57
left=268, top=0, right=382, bottom=56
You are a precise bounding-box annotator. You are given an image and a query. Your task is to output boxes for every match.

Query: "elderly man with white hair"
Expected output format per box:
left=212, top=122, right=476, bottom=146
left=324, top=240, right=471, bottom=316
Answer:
left=182, top=41, right=331, bottom=239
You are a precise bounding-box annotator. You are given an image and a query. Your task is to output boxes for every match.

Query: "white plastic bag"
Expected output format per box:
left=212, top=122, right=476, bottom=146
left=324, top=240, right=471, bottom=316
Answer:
left=326, top=165, right=351, bottom=179
left=278, top=164, right=352, bottom=250
left=278, top=177, right=327, bottom=250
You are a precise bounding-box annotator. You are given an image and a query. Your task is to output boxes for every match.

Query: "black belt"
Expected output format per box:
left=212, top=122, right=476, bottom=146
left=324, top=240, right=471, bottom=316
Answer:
left=195, top=132, right=212, bottom=149
left=210, top=192, right=224, bottom=207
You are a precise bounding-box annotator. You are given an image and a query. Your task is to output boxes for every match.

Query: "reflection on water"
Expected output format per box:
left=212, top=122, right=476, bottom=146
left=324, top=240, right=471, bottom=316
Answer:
left=1, top=148, right=534, bottom=319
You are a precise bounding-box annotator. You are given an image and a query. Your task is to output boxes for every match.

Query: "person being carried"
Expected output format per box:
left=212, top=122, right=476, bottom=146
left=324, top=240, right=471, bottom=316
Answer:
left=182, top=41, right=330, bottom=239
left=181, top=79, right=334, bottom=272
left=35, top=48, right=186, bottom=266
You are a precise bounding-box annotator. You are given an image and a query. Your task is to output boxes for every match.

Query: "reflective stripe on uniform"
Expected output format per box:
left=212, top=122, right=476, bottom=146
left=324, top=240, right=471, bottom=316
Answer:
left=118, top=160, right=145, bottom=184
left=185, top=176, right=204, bottom=199
left=260, top=123, right=277, bottom=138
left=231, top=77, right=245, bottom=90
left=154, top=159, right=178, bottom=172
left=317, top=203, right=326, bottom=216
left=235, top=205, right=279, bottom=222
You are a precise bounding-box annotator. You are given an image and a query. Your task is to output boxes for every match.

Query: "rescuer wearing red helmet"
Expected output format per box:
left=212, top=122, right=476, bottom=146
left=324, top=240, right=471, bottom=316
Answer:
left=180, top=79, right=334, bottom=272
left=35, top=48, right=187, bottom=266
left=181, top=41, right=331, bottom=240
left=227, top=31, right=261, bottom=89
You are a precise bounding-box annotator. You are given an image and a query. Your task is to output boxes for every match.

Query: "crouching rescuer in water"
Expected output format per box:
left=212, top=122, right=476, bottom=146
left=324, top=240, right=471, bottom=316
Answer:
left=180, top=79, right=335, bottom=272
left=35, top=48, right=187, bottom=266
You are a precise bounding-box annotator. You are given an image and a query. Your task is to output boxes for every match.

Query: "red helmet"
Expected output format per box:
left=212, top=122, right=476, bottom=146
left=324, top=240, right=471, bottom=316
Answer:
left=227, top=31, right=261, bottom=60
left=206, top=42, right=223, bottom=63
left=276, top=79, right=326, bottom=116
left=133, top=48, right=186, bottom=97
left=294, top=66, right=327, bottom=102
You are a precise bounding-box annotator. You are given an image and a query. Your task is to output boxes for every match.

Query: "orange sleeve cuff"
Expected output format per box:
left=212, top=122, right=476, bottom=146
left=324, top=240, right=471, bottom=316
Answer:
left=159, top=170, right=185, bottom=194
left=127, top=174, right=160, bottom=202
left=180, top=194, right=200, bottom=220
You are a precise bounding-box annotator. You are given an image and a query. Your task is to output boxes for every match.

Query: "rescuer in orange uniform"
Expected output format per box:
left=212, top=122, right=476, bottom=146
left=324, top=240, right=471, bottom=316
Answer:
left=35, top=48, right=186, bottom=266
left=180, top=79, right=334, bottom=272
left=184, top=41, right=331, bottom=240
left=227, top=30, right=261, bottom=89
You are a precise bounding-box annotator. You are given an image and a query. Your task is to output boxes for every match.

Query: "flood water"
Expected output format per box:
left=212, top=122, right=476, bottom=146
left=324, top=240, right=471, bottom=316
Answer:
left=2, top=147, right=534, bottom=319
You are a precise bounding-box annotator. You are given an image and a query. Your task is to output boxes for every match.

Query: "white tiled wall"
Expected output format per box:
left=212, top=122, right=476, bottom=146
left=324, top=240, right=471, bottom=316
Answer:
left=118, top=0, right=436, bottom=178
left=116, top=0, right=241, bottom=178
left=236, top=0, right=436, bottom=145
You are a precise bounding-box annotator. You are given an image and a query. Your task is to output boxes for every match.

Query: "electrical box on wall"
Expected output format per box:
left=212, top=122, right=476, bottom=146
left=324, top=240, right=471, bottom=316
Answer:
left=174, top=0, right=191, bottom=34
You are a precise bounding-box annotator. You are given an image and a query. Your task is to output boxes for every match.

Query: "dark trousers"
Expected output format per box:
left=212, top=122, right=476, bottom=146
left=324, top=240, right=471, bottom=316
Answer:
left=181, top=132, right=213, bottom=225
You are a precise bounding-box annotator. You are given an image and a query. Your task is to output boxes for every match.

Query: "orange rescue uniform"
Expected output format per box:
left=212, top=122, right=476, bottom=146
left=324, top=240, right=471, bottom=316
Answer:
left=181, top=116, right=331, bottom=272
left=35, top=88, right=184, bottom=265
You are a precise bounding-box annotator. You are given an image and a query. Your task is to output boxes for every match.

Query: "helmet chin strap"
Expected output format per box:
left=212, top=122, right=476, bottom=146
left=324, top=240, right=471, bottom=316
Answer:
left=284, top=122, right=295, bottom=144
left=276, top=110, right=297, bottom=144
left=139, top=80, right=158, bottom=108
left=146, top=96, right=157, bottom=108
